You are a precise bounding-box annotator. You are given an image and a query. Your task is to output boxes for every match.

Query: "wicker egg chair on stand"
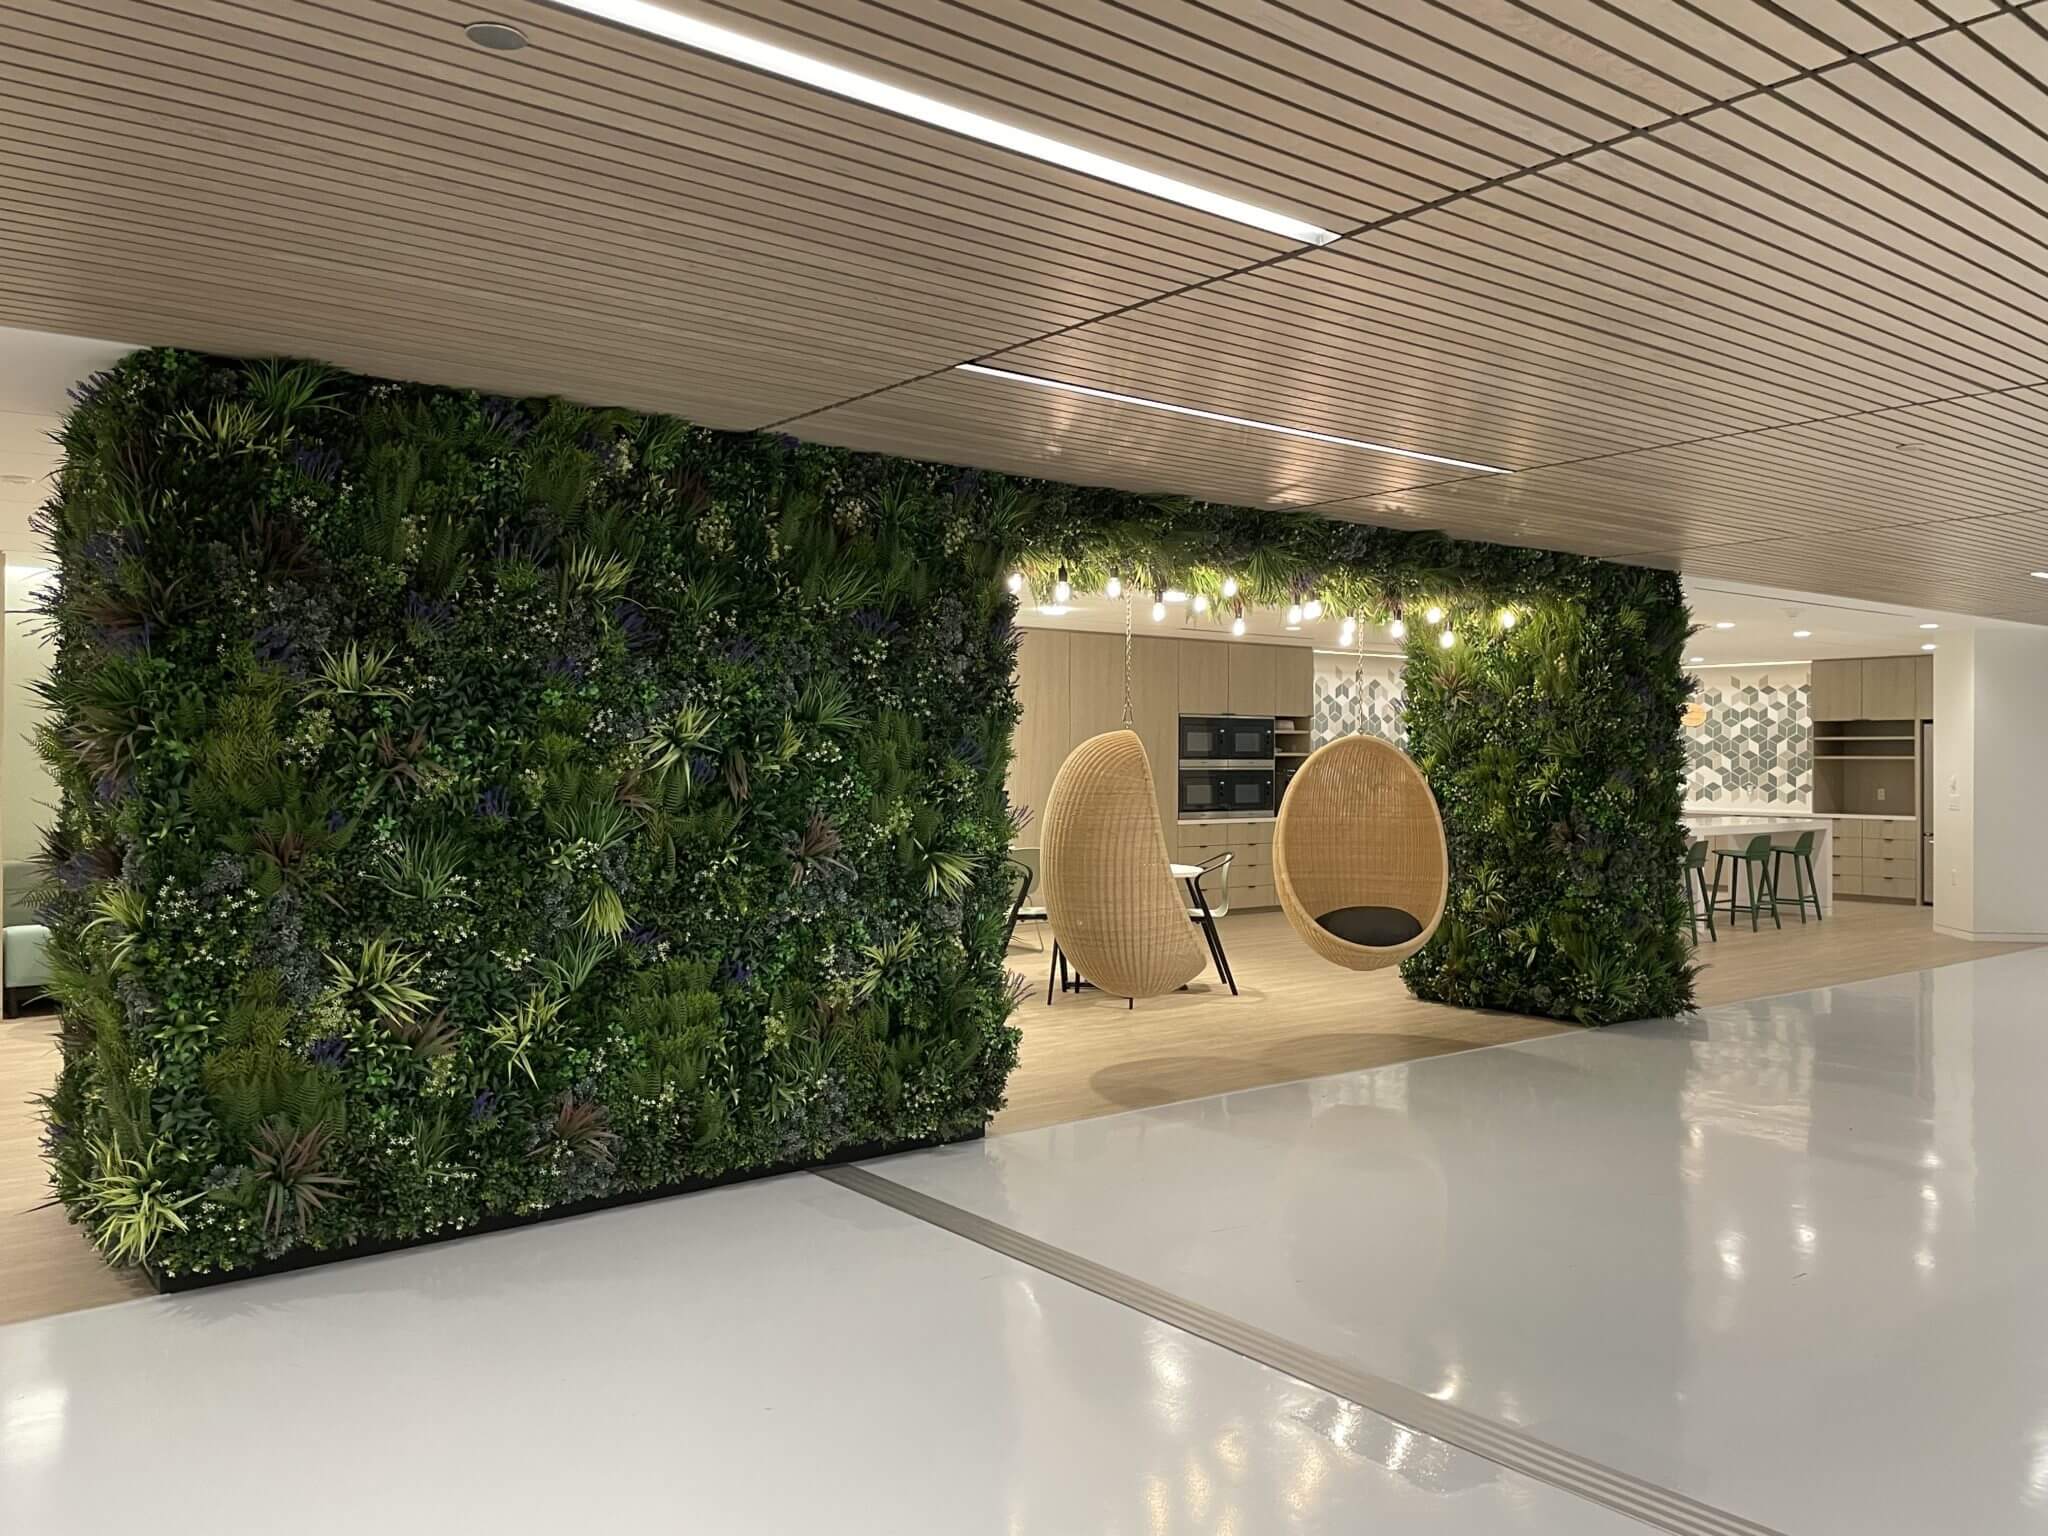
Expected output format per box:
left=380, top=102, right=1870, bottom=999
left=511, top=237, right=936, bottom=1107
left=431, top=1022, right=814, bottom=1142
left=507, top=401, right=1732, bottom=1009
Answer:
left=1041, top=728, right=1207, bottom=1006
left=1274, top=732, right=1448, bottom=971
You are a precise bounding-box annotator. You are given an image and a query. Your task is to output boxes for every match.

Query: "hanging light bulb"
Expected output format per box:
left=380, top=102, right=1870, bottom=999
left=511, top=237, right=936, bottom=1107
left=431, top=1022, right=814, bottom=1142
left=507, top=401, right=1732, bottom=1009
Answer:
left=1104, top=575, right=1122, bottom=599
left=1006, top=571, right=1023, bottom=594
left=1337, top=617, right=1356, bottom=645
left=1498, top=608, right=1517, bottom=629
left=1439, top=627, right=1456, bottom=649
left=1162, top=587, right=1188, bottom=603
left=1053, top=565, right=1072, bottom=604
left=1221, top=575, right=1239, bottom=599
left=1424, top=604, right=1445, bottom=625
left=1231, top=614, right=1246, bottom=637
left=1192, top=593, right=1210, bottom=614
left=1303, top=598, right=1324, bottom=621
left=1150, top=589, right=1167, bottom=624
left=1388, top=617, right=1407, bottom=640
left=1285, top=602, right=1304, bottom=626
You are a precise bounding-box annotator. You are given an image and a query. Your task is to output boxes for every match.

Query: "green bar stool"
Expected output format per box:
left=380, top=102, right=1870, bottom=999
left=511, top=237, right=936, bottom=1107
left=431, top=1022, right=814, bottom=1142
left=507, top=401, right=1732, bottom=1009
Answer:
left=1712, top=832, right=1782, bottom=932
left=1770, top=830, right=1823, bottom=924
left=1683, top=838, right=1716, bottom=943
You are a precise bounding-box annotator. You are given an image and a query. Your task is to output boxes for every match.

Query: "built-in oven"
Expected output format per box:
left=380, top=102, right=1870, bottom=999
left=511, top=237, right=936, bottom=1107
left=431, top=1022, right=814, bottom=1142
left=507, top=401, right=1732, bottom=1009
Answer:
left=1178, top=767, right=1275, bottom=819
left=1179, top=714, right=1274, bottom=763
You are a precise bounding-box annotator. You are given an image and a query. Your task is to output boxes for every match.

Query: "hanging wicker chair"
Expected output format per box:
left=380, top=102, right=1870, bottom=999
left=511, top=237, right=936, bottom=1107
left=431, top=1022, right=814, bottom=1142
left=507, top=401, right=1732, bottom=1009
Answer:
left=1041, top=729, right=1207, bottom=1003
left=1274, top=734, right=1448, bottom=971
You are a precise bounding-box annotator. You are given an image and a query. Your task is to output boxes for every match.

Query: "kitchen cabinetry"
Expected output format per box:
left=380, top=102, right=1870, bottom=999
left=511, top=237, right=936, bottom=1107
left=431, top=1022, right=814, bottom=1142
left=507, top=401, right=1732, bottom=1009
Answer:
left=1178, top=640, right=1228, bottom=712
left=1227, top=642, right=1278, bottom=716
left=1861, top=657, right=1917, bottom=719
left=1830, top=816, right=1920, bottom=901
left=1010, top=631, right=1315, bottom=904
left=1178, top=819, right=1274, bottom=912
left=1276, top=646, right=1313, bottom=720
left=1809, top=658, right=1863, bottom=721
left=1810, top=655, right=1934, bottom=721
left=1008, top=630, right=1069, bottom=847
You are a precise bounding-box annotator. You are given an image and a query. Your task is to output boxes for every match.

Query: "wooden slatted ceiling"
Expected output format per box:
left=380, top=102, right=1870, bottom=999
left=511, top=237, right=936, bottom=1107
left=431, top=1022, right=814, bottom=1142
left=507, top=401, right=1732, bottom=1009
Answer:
left=3, top=0, right=2048, bottom=621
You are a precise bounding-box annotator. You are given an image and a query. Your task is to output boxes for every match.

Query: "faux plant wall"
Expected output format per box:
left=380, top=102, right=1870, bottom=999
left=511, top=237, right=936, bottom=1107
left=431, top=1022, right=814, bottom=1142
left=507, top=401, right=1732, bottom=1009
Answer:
left=38, top=348, right=1696, bottom=1281
left=37, top=351, right=1024, bottom=1279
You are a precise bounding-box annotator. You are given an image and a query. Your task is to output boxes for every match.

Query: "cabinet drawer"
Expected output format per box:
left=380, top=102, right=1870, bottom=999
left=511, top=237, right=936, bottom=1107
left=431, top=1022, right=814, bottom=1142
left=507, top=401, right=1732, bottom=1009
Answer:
left=1835, top=874, right=1866, bottom=896
left=1229, top=882, right=1275, bottom=910
left=1832, top=855, right=1865, bottom=880
left=1871, top=819, right=1917, bottom=844
left=1868, top=873, right=1916, bottom=900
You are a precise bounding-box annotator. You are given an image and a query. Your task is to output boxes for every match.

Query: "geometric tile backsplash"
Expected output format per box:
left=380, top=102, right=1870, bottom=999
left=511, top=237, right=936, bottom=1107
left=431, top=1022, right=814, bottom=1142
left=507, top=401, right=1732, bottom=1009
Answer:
left=1312, top=653, right=1408, bottom=748
left=1685, top=665, right=1812, bottom=808
left=1312, top=655, right=1812, bottom=810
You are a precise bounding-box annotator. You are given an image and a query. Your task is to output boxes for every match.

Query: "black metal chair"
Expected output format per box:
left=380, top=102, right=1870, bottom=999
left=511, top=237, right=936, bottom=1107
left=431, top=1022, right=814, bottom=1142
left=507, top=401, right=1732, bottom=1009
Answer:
left=1185, top=852, right=1237, bottom=994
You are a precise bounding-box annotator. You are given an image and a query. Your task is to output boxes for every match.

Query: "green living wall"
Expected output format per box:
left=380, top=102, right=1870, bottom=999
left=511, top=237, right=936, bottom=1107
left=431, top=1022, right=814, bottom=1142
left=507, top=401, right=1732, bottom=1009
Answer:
left=36, top=349, right=1694, bottom=1280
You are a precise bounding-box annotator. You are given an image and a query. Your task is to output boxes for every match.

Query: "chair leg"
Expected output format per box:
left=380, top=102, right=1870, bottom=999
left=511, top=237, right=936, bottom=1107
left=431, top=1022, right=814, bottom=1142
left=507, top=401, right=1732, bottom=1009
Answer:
left=1046, top=943, right=1058, bottom=1006
left=1807, top=853, right=1823, bottom=920
left=1791, top=853, right=1808, bottom=924
left=1697, top=868, right=1717, bottom=941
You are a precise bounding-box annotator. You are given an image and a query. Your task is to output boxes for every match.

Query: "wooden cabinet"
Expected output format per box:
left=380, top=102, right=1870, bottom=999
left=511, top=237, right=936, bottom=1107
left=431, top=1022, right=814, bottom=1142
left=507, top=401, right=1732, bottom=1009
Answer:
left=1227, top=642, right=1278, bottom=715
left=1178, top=640, right=1228, bottom=712
left=1066, top=633, right=1126, bottom=744
left=1810, top=656, right=1934, bottom=721
left=1809, top=658, right=1862, bottom=721
left=1179, top=819, right=1275, bottom=909
left=1008, top=631, right=1070, bottom=847
left=1862, top=656, right=1916, bottom=719
left=1275, top=645, right=1313, bottom=721
left=1129, top=636, right=1181, bottom=861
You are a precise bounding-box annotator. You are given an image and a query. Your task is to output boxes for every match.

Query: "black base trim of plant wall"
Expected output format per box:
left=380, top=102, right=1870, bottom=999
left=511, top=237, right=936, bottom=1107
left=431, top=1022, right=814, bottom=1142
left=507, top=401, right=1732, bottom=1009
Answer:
left=145, top=1126, right=983, bottom=1294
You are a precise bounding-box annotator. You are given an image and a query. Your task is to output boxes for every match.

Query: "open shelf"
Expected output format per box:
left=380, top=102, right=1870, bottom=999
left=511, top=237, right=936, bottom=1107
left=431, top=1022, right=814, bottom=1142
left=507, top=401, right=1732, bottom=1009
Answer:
left=1815, top=753, right=1914, bottom=761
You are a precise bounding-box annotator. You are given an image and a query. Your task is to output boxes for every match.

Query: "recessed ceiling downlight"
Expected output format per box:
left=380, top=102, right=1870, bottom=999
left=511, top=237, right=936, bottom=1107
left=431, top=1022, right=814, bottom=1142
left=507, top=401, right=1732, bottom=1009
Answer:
left=547, top=0, right=1340, bottom=244
left=464, top=20, right=529, bottom=49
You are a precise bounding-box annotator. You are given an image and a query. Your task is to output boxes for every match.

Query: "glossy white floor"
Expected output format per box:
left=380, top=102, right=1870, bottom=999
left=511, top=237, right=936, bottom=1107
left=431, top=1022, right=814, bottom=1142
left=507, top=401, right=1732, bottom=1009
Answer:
left=6, top=949, right=2046, bottom=1533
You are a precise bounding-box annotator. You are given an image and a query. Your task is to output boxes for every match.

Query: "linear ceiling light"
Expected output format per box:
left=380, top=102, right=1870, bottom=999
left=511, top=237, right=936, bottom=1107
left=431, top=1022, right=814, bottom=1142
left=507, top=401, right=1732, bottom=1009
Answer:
left=956, top=365, right=1510, bottom=474
left=544, top=0, right=1341, bottom=246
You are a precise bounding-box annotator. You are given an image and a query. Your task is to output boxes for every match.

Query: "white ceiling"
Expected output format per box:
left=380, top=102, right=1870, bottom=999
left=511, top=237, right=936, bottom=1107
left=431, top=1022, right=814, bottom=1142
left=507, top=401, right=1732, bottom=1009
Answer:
left=7, top=1, right=2048, bottom=620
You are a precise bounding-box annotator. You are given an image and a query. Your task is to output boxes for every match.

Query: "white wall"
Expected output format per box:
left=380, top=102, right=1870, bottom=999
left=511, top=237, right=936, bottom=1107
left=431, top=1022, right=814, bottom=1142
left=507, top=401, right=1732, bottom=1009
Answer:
left=1934, top=628, right=2048, bottom=941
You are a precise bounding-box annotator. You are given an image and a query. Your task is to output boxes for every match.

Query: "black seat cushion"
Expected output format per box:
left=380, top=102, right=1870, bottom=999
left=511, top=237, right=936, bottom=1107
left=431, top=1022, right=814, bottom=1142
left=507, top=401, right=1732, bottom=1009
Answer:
left=1314, top=905, right=1424, bottom=948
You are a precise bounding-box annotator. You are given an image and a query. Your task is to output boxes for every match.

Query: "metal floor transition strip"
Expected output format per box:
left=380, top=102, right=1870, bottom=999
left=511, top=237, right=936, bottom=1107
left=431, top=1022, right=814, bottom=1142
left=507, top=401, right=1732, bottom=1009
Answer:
left=821, top=1164, right=1787, bottom=1536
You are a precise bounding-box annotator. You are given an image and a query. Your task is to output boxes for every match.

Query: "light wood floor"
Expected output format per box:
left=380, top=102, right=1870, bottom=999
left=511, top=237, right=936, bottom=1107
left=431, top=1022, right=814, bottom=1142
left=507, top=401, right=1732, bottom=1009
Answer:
left=1, top=900, right=2031, bottom=1327
left=993, top=899, right=2037, bottom=1134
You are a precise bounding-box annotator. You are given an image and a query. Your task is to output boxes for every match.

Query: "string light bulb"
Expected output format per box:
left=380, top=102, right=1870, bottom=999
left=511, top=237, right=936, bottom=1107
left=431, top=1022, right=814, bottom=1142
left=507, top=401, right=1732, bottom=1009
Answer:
left=1439, top=628, right=1456, bottom=649
left=1053, top=565, right=1072, bottom=604
left=1286, top=602, right=1304, bottom=626
left=1337, top=616, right=1356, bottom=646
left=1192, top=593, right=1210, bottom=614
left=1303, top=598, right=1324, bottom=621
left=1424, top=604, right=1445, bottom=625
left=1151, top=589, right=1167, bottom=624
left=1104, top=575, right=1122, bottom=599
left=1389, top=618, right=1407, bottom=640
left=1498, top=608, right=1517, bottom=629
left=1006, top=571, right=1023, bottom=594
left=1221, top=576, right=1239, bottom=599
left=1231, top=611, right=1246, bottom=637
